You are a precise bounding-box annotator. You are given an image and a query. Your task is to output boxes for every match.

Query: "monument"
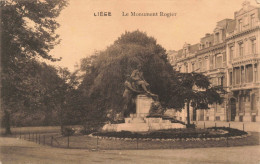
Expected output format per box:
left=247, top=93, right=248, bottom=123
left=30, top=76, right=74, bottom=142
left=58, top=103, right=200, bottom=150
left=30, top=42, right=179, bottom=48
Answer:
left=102, top=66, right=185, bottom=132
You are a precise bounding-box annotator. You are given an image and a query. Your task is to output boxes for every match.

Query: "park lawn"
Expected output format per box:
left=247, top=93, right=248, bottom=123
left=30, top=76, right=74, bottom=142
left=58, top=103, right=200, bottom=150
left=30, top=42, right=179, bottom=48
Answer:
left=0, top=126, right=61, bottom=135
left=0, top=125, right=84, bottom=135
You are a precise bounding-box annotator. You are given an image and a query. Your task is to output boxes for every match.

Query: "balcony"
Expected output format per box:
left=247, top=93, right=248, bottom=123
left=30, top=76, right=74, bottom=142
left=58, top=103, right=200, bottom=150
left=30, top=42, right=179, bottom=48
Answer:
left=206, top=67, right=225, bottom=75
left=232, top=54, right=259, bottom=66
left=231, top=82, right=260, bottom=91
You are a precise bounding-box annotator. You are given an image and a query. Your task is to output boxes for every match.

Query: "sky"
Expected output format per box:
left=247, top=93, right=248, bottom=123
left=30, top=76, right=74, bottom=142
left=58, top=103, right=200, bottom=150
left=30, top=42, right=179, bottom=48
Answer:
left=49, top=0, right=259, bottom=71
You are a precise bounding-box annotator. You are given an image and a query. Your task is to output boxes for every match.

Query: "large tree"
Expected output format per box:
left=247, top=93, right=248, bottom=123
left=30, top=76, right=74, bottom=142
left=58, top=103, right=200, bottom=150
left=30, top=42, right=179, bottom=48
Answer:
left=79, top=30, right=176, bottom=125
left=10, top=62, right=70, bottom=127
left=1, top=0, right=68, bottom=134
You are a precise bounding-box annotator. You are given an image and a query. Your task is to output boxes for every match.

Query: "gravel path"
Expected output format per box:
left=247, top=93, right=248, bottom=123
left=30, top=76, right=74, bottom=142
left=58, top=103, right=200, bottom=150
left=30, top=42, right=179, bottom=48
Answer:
left=0, top=137, right=260, bottom=164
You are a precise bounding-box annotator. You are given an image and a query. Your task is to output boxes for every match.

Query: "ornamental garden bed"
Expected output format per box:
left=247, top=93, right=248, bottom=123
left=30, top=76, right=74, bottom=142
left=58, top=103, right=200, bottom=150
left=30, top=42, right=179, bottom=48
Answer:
left=92, top=127, right=248, bottom=140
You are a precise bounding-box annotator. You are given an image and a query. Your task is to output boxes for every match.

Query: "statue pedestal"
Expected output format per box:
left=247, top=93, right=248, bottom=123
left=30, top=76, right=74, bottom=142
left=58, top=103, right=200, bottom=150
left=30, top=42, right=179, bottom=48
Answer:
left=136, top=94, right=153, bottom=118
left=102, top=94, right=185, bottom=132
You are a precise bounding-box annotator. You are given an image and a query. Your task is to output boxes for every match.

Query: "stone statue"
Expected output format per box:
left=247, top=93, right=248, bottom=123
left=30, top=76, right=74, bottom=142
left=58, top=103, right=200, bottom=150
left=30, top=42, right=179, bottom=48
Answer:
left=147, top=101, right=165, bottom=117
left=122, top=65, right=158, bottom=116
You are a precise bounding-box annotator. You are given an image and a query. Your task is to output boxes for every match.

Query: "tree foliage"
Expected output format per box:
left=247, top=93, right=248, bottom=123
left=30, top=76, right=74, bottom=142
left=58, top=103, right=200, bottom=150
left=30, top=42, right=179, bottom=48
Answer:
left=173, top=72, right=226, bottom=125
left=1, top=0, right=68, bottom=134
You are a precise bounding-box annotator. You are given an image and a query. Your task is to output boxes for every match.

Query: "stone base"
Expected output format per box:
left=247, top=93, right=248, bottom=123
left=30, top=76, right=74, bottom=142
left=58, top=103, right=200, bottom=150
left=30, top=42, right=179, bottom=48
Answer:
left=102, top=117, right=185, bottom=132
left=117, top=123, right=150, bottom=132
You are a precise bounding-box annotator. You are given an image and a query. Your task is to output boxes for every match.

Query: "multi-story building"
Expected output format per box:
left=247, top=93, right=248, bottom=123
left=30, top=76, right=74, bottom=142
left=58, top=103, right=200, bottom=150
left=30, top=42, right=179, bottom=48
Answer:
left=171, top=1, right=260, bottom=122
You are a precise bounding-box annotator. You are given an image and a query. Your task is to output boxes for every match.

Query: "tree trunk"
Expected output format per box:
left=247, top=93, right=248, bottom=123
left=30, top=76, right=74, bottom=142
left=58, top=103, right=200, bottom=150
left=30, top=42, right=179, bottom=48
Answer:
left=4, top=110, right=12, bottom=135
left=187, top=100, right=190, bottom=126
left=193, top=107, right=197, bottom=121
left=59, top=106, right=64, bottom=133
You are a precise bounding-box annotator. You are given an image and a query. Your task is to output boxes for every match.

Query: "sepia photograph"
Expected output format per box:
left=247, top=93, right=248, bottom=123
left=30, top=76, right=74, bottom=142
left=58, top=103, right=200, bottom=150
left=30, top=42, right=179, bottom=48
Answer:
left=0, top=0, right=260, bottom=163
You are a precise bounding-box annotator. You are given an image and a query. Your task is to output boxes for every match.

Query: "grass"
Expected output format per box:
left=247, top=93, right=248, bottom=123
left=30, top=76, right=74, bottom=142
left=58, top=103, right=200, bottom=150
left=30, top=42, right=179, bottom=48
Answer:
left=0, top=126, right=61, bottom=135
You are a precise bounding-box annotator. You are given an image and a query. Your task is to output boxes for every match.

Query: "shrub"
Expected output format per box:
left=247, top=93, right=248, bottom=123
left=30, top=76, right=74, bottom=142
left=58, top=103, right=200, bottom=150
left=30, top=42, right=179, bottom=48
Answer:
left=62, top=127, right=75, bottom=136
left=186, top=124, right=196, bottom=129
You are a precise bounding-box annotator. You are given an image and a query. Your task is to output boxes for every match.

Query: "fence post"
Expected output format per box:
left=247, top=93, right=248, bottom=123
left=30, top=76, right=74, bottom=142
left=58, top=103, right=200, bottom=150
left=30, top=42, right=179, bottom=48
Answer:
left=226, top=135, right=229, bottom=147
left=136, top=137, right=139, bottom=150
left=96, top=136, right=98, bottom=150
left=67, top=135, right=70, bottom=148
left=36, top=133, right=38, bottom=143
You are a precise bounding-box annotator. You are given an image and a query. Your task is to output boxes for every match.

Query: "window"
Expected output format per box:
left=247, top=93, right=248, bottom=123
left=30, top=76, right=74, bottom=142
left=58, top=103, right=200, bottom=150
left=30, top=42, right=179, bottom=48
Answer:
left=230, top=46, right=234, bottom=61
left=239, top=42, right=244, bottom=56
left=251, top=39, right=256, bottom=54
left=223, top=53, right=226, bottom=62
left=218, top=77, right=223, bottom=86
left=255, top=64, right=258, bottom=82
left=241, top=66, right=245, bottom=84
left=205, top=58, right=209, bottom=71
left=238, top=19, right=243, bottom=32
left=234, top=67, right=241, bottom=84
left=201, top=58, right=205, bottom=71
left=246, top=65, right=253, bottom=83
left=239, top=96, right=245, bottom=113
left=216, top=103, right=222, bottom=113
left=251, top=14, right=255, bottom=27
left=215, top=33, right=220, bottom=44
left=230, top=72, right=233, bottom=85
left=210, top=55, right=214, bottom=69
left=239, top=116, right=243, bottom=122
left=216, top=55, right=222, bottom=68
left=199, top=59, right=202, bottom=71
left=251, top=94, right=256, bottom=111
left=185, top=64, right=188, bottom=73
left=252, top=115, right=256, bottom=122
left=192, top=63, right=195, bottom=72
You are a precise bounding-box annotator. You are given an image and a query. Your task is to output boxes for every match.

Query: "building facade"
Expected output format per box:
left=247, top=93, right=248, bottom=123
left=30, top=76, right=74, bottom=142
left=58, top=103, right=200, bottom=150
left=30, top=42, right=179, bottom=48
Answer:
left=170, top=1, right=260, bottom=122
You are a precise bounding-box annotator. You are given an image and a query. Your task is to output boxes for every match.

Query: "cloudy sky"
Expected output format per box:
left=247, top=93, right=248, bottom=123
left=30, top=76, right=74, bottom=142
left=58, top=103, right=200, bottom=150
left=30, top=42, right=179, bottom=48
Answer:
left=49, top=0, right=259, bottom=71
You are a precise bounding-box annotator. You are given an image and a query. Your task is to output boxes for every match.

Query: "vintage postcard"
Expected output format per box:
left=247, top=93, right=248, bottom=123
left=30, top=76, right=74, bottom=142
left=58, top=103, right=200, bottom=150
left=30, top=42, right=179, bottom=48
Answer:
left=1, top=0, right=260, bottom=163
